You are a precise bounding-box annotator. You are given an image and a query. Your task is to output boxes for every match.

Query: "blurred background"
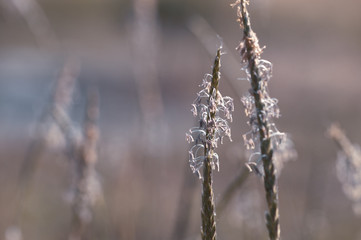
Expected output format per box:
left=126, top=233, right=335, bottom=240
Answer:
left=1, top=0, right=361, bottom=239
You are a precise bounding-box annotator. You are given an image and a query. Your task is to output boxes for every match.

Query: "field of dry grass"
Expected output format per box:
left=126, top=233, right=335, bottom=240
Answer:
left=1, top=0, right=361, bottom=239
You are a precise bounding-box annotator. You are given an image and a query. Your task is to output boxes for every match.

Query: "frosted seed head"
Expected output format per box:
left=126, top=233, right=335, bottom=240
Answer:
left=186, top=48, right=234, bottom=178
left=272, top=136, right=297, bottom=176
left=191, top=104, right=197, bottom=117
left=245, top=162, right=263, bottom=177
left=212, top=153, right=220, bottom=171
left=185, top=132, right=194, bottom=143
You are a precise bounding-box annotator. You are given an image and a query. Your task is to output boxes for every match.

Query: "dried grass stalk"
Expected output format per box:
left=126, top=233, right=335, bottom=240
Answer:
left=232, top=1, right=281, bottom=239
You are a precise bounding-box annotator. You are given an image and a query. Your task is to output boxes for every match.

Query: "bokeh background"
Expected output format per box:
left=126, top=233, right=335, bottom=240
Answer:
left=1, top=0, right=361, bottom=239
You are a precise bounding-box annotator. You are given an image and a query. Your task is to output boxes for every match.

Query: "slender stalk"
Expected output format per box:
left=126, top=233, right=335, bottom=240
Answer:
left=201, top=158, right=217, bottom=240
left=187, top=47, right=233, bottom=240
left=175, top=47, right=233, bottom=236
left=201, top=48, right=221, bottom=240
left=232, top=1, right=280, bottom=239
